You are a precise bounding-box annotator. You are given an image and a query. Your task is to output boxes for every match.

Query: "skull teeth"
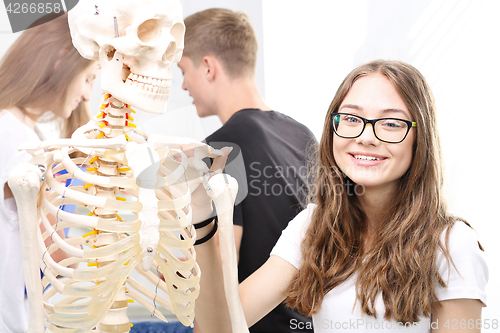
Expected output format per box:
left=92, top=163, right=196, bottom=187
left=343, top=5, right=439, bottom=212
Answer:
left=125, top=73, right=171, bottom=95
left=128, top=73, right=169, bottom=86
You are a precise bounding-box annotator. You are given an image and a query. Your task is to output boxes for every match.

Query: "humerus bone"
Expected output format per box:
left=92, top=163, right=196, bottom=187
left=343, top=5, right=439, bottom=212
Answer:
left=8, top=164, right=45, bottom=333
left=206, top=174, right=249, bottom=333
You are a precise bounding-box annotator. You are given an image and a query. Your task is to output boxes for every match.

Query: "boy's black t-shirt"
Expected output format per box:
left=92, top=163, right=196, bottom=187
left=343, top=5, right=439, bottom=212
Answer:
left=206, top=109, right=316, bottom=333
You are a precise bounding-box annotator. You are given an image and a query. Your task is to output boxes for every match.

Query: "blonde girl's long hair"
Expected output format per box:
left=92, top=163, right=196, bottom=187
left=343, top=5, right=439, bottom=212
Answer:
left=287, top=59, right=471, bottom=323
left=0, top=13, right=92, bottom=137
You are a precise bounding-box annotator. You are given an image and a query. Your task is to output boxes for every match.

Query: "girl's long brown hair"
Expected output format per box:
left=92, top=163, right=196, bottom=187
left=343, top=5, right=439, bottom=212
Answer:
left=287, top=60, right=470, bottom=322
left=0, top=13, right=92, bottom=137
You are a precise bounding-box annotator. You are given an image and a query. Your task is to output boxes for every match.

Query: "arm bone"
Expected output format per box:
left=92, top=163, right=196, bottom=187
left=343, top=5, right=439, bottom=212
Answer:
left=8, top=163, right=45, bottom=333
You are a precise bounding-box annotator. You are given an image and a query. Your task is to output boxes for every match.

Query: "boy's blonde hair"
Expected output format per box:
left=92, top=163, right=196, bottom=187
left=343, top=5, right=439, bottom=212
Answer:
left=183, top=8, right=258, bottom=79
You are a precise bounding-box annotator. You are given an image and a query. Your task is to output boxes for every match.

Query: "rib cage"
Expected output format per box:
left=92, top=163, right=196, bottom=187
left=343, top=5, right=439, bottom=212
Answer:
left=33, top=108, right=207, bottom=331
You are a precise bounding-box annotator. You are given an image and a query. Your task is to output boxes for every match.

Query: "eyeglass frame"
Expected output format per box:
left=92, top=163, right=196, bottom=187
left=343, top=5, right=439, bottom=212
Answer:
left=331, top=112, right=417, bottom=144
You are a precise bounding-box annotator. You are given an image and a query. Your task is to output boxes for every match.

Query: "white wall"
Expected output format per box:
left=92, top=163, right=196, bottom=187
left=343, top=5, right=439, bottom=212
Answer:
left=263, top=0, right=500, bottom=321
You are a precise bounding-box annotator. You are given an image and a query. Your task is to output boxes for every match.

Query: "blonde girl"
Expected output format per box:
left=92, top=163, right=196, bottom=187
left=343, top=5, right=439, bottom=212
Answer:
left=0, top=13, right=98, bottom=332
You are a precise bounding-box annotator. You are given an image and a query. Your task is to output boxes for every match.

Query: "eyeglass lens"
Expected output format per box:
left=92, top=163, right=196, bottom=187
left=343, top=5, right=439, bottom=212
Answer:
left=333, top=114, right=409, bottom=143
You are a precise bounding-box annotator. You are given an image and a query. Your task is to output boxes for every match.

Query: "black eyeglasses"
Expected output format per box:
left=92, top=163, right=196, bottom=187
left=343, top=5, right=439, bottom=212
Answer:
left=331, top=113, right=417, bottom=144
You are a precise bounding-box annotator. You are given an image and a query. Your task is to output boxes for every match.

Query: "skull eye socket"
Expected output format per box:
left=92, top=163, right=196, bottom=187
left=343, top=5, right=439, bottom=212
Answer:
left=137, top=19, right=161, bottom=44
left=170, top=22, right=185, bottom=45
left=162, top=23, right=185, bottom=63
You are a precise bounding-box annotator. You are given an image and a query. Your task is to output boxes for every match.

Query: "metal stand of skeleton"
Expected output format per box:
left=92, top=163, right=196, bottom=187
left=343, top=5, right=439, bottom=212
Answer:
left=7, top=1, right=249, bottom=332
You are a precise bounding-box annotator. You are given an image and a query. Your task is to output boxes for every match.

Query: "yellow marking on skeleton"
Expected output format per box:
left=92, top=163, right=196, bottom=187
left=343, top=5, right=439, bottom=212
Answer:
left=87, top=168, right=97, bottom=172
left=128, top=115, right=135, bottom=122
left=87, top=211, right=95, bottom=216
left=87, top=262, right=99, bottom=267
left=82, top=230, right=98, bottom=238
left=117, top=167, right=130, bottom=172
left=84, top=183, right=93, bottom=190
left=116, top=214, right=123, bottom=222
left=96, top=113, right=103, bottom=119
left=127, top=299, right=134, bottom=303
left=125, top=133, right=132, bottom=142
left=96, top=131, right=104, bottom=139
left=127, top=123, right=137, bottom=128
left=116, top=197, right=126, bottom=201
left=100, top=122, right=106, bottom=128
left=88, top=156, right=98, bottom=164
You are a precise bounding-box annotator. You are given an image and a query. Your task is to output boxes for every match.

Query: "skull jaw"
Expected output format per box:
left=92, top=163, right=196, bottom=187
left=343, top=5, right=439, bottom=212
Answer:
left=100, top=50, right=171, bottom=114
left=103, top=78, right=171, bottom=114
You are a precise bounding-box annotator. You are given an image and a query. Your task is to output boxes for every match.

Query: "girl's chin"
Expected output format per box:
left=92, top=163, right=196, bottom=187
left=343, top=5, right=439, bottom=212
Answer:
left=60, top=107, right=75, bottom=119
left=348, top=178, right=400, bottom=194
left=344, top=171, right=389, bottom=188
left=349, top=180, right=379, bottom=189
left=344, top=171, right=382, bottom=186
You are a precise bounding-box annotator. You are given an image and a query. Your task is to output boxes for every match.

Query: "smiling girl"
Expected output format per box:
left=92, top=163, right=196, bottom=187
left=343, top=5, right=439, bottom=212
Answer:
left=193, top=59, right=488, bottom=332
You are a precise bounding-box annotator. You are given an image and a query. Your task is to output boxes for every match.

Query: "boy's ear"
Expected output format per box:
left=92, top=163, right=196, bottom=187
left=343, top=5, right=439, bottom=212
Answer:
left=202, top=55, right=218, bottom=82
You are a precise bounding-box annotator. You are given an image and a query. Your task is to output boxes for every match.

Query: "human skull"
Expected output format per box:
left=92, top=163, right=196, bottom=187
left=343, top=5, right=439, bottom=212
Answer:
left=68, top=0, right=184, bottom=114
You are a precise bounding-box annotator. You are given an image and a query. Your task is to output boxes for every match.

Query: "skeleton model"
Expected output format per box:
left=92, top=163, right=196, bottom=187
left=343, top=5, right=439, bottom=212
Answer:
left=7, top=1, right=248, bottom=332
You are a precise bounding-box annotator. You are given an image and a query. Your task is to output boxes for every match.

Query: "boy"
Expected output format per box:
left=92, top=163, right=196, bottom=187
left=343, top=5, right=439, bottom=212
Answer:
left=178, top=8, right=315, bottom=332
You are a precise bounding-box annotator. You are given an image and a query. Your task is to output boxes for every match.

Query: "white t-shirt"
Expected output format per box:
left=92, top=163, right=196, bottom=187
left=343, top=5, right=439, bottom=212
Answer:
left=0, top=110, right=40, bottom=333
left=271, top=204, right=488, bottom=333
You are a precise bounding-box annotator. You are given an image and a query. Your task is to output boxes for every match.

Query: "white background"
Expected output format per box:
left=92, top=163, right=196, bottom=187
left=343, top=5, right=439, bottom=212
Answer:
left=1, top=0, right=499, bottom=324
